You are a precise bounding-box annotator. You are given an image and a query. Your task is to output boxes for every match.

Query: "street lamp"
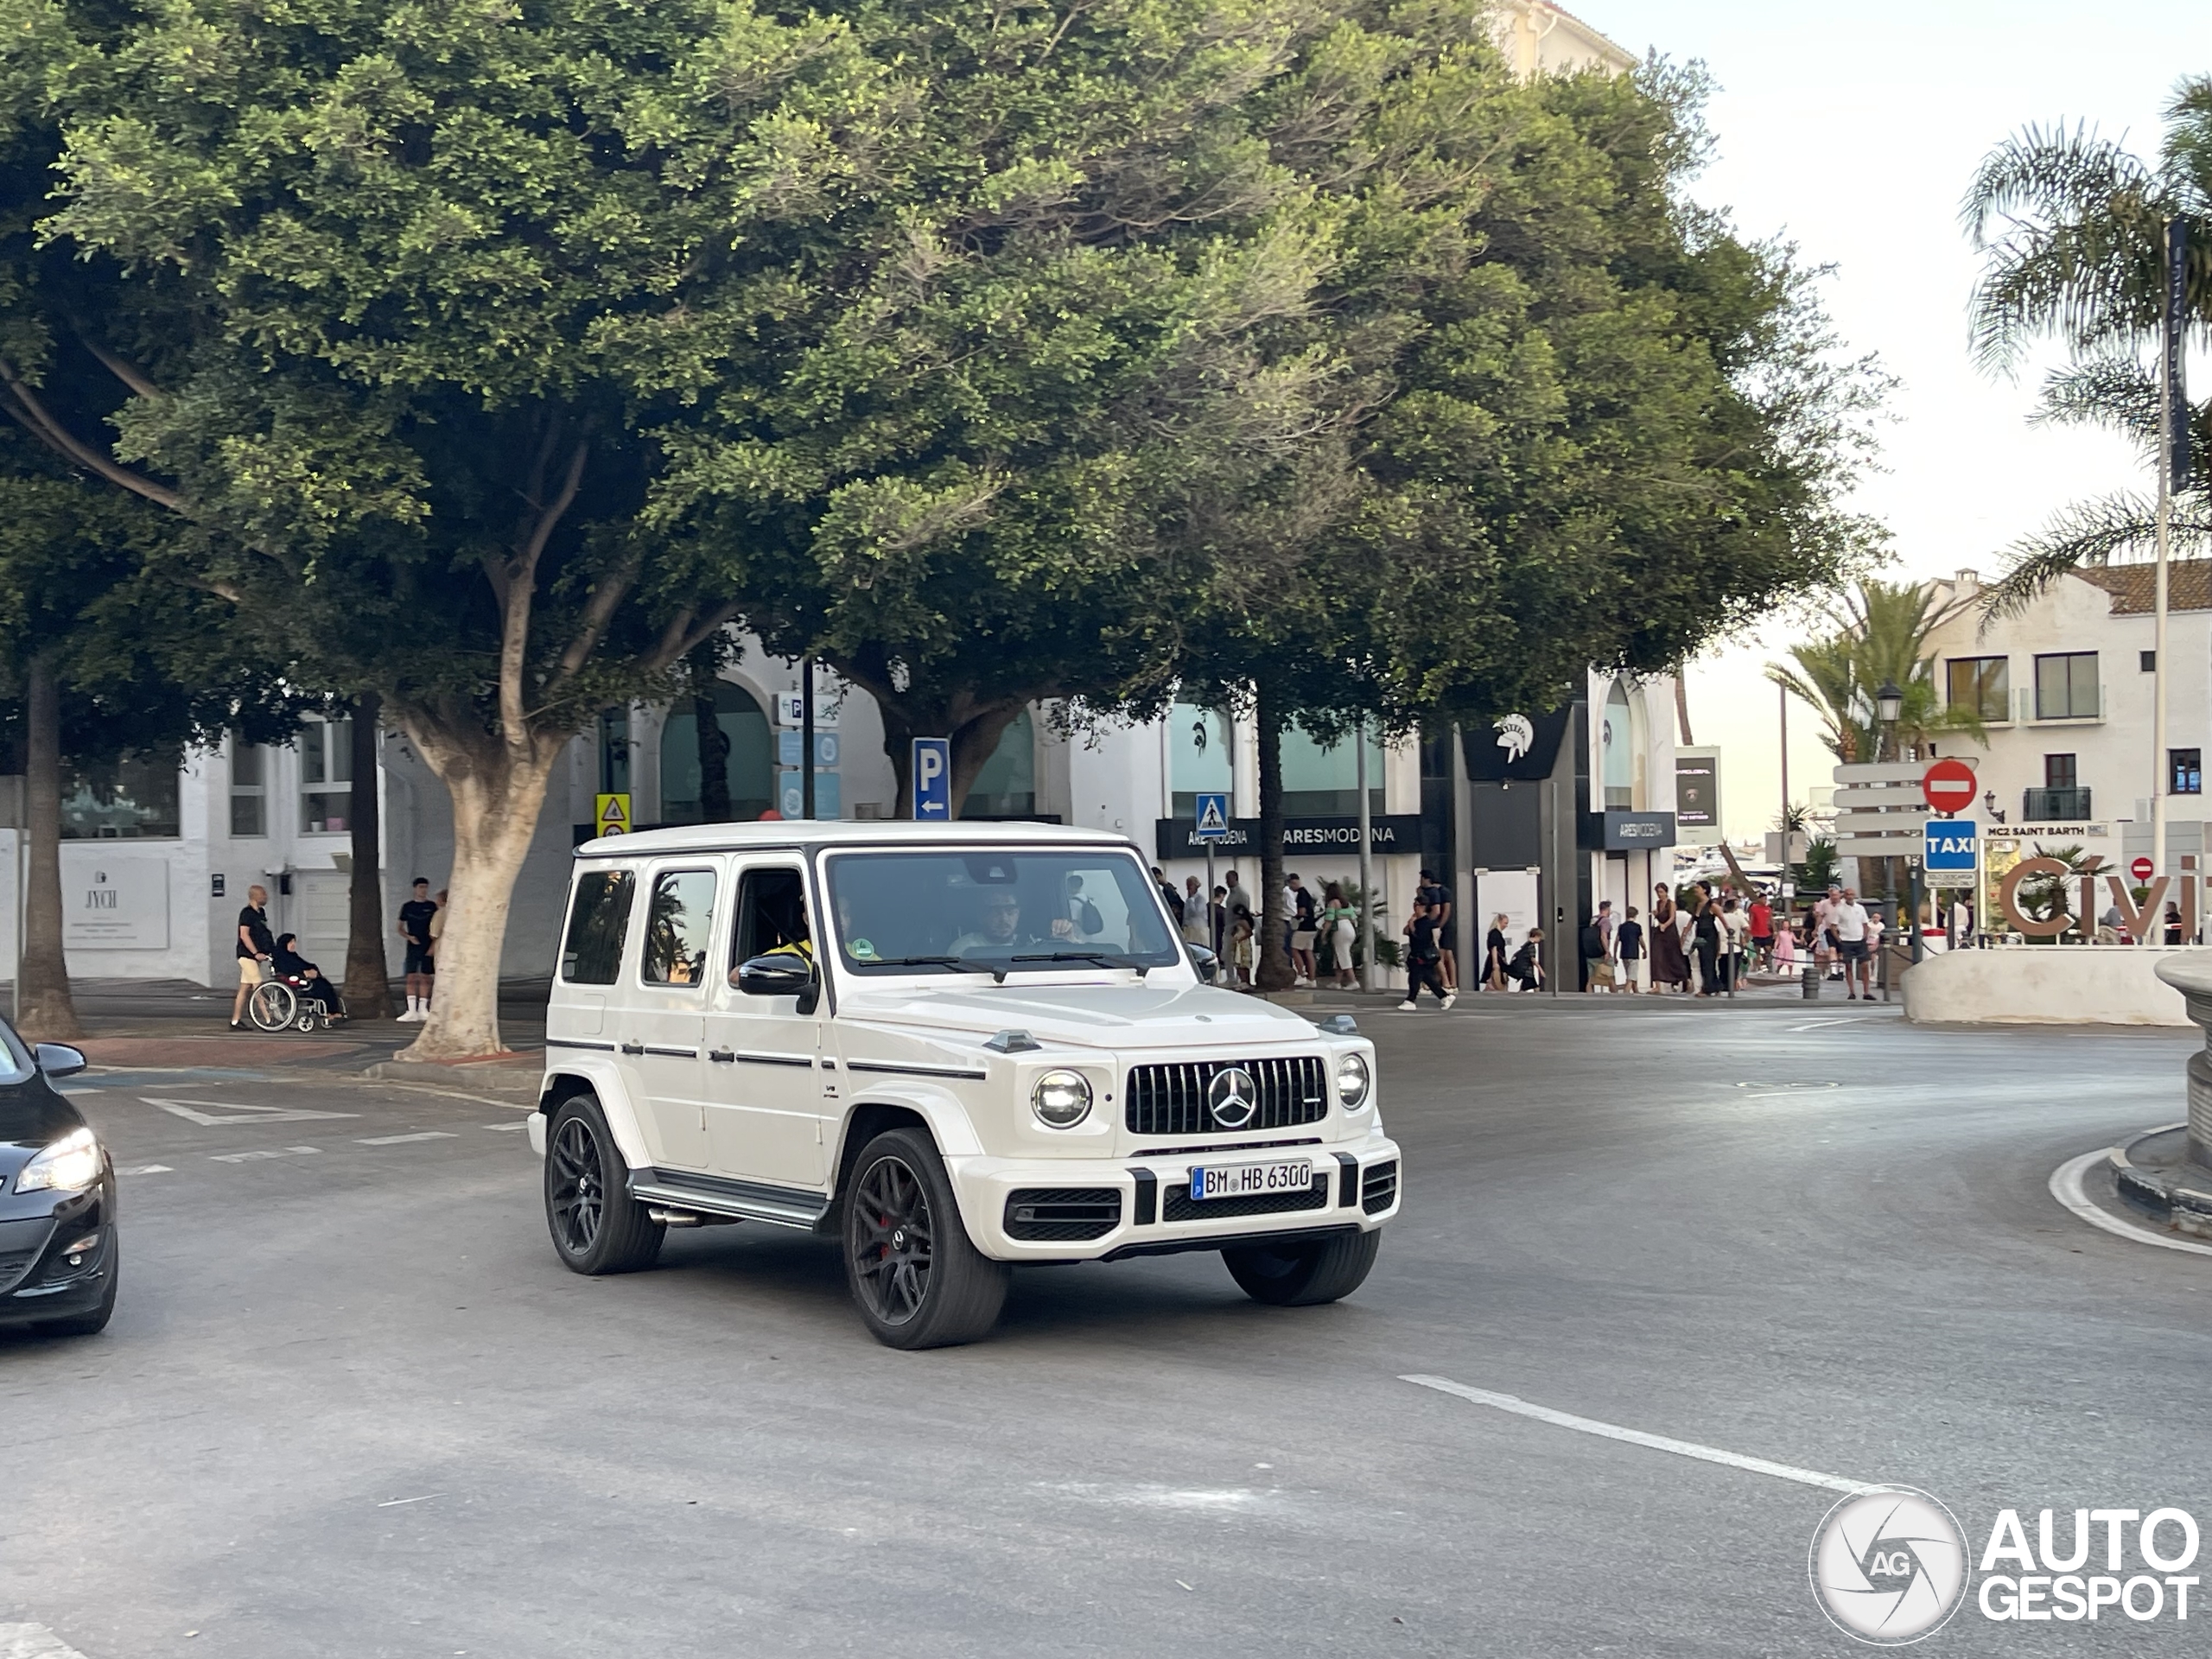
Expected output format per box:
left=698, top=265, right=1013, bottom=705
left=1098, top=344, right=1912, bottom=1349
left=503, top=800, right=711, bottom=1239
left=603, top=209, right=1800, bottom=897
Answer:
left=1874, top=679, right=1904, bottom=747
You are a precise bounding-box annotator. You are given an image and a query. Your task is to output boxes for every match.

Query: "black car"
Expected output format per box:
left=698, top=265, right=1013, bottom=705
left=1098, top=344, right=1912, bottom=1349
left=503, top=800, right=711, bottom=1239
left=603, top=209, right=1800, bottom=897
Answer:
left=0, top=1019, right=116, bottom=1337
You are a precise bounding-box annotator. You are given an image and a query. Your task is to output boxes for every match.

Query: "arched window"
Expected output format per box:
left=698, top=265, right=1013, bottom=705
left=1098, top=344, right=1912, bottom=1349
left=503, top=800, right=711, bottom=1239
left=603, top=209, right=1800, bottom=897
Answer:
left=962, top=709, right=1036, bottom=818
left=660, top=683, right=773, bottom=823
left=1600, top=680, right=1635, bottom=810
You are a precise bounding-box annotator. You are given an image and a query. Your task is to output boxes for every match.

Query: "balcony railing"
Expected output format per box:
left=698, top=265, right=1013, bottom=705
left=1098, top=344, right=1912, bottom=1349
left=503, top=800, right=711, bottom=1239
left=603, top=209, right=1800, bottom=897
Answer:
left=2023, top=786, right=2093, bottom=821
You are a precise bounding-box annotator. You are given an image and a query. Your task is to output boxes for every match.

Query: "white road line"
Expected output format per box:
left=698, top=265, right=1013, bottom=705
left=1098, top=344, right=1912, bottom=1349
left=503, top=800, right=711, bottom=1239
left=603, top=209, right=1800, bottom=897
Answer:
left=377, top=1492, right=445, bottom=1507
left=141, top=1095, right=357, bottom=1126
left=1399, top=1375, right=1877, bottom=1495
left=1787, top=1017, right=1863, bottom=1031
left=128, top=1164, right=174, bottom=1175
left=209, top=1146, right=319, bottom=1164
left=2049, top=1145, right=2212, bottom=1258
left=480, top=1121, right=529, bottom=1133
left=359, top=1079, right=538, bottom=1110
left=0, top=1623, right=92, bottom=1658
left=356, top=1131, right=458, bottom=1146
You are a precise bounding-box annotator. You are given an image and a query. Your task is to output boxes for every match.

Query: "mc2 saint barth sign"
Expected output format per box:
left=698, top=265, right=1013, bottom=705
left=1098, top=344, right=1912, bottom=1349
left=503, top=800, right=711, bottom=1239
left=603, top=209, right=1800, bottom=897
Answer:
left=1154, top=814, right=1423, bottom=860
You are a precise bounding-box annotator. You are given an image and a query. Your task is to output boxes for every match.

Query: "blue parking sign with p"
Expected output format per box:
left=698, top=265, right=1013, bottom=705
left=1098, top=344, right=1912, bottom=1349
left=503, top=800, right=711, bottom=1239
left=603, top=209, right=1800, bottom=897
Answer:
left=1923, top=818, right=1976, bottom=872
left=912, top=737, right=951, bottom=819
left=1194, top=791, right=1230, bottom=842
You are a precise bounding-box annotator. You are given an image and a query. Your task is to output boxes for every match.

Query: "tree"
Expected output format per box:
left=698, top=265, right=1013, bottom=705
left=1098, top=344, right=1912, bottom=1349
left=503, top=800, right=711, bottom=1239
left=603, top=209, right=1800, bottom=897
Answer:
left=1765, top=580, right=1985, bottom=764
left=1962, top=75, right=2212, bottom=613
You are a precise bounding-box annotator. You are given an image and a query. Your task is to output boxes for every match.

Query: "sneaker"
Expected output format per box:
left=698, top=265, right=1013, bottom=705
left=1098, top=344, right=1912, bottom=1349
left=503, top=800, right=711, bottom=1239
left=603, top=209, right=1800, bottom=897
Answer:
left=1441, top=993, right=1457, bottom=1010
left=1396, top=999, right=1416, bottom=1011
left=396, top=1008, right=423, bottom=1022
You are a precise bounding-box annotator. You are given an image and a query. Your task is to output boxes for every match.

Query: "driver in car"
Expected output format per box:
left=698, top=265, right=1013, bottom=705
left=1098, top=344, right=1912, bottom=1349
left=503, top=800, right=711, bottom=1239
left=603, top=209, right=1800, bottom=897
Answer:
left=949, top=890, right=1074, bottom=957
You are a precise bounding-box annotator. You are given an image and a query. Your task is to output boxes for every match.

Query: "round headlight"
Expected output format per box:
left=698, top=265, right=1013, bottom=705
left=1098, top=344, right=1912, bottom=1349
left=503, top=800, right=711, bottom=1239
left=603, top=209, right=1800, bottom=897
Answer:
left=1031, top=1069, right=1093, bottom=1128
left=1335, top=1052, right=1371, bottom=1110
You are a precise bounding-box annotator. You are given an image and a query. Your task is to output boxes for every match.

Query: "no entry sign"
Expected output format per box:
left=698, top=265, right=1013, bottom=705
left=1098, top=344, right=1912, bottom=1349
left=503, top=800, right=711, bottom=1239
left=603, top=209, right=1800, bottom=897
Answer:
left=2132, top=856, right=2155, bottom=882
left=1921, top=759, right=1977, bottom=815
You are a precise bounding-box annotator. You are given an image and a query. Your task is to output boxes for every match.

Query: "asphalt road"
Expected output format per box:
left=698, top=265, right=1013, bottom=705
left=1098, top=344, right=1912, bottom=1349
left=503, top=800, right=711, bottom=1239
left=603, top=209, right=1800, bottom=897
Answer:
left=3, top=998, right=2206, bottom=1658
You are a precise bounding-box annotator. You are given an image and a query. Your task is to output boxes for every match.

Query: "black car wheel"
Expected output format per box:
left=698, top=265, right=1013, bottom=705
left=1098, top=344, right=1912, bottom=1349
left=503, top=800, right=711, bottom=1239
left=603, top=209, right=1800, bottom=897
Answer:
left=842, top=1128, right=1007, bottom=1350
left=35, top=1236, right=118, bottom=1338
left=543, top=1095, right=663, bottom=1274
left=1223, top=1228, right=1380, bottom=1306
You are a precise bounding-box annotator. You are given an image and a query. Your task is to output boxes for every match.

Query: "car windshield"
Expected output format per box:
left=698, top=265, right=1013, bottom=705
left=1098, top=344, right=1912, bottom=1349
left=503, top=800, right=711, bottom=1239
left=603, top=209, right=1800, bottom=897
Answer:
left=824, top=849, right=1181, bottom=976
left=0, top=1017, right=34, bottom=1085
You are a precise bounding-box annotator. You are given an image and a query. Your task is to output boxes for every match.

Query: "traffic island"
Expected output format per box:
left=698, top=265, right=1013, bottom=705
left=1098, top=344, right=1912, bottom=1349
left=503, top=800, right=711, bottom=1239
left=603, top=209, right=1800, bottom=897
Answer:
left=1902, top=946, right=2192, bottom=1026
left=2109, top=1125, right=2212, bottom=1239
left=2153, top=951, right=2212, bottom=1164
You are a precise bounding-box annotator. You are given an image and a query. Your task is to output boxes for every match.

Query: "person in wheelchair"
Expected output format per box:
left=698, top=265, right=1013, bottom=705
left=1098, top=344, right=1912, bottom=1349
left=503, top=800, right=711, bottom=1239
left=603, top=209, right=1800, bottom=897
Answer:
left=272, top=933, right=346, bottom=1021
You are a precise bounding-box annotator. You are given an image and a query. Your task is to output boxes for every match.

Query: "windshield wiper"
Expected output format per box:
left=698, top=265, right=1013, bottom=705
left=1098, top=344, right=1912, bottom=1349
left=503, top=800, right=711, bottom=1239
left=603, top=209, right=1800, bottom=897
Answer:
left=1009, top=951, right=1149, bottom=970
left=860, top=955, right=998, bottom=974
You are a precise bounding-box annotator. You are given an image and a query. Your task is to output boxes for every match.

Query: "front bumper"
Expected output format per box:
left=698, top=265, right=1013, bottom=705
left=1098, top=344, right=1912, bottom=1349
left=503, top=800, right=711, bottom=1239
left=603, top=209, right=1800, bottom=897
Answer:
left=948, top=1134, right=1402, bottom=1262
left=0, top=1195, right=115, bottom=1326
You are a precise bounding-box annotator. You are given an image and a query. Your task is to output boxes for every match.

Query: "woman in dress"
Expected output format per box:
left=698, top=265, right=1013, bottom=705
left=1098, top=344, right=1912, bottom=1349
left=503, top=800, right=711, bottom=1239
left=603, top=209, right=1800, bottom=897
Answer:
left=1484, top=913, right=1510, bottom=991
left=1322, top=883, right=1359, bottom=988
left=1649, top=883, right=1689, bottom=993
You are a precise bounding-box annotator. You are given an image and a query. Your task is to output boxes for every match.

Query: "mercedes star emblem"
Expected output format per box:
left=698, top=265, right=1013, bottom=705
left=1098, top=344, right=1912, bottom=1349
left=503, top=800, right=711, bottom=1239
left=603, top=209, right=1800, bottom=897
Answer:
left=1209, top=1066, right=1258, bottom=1128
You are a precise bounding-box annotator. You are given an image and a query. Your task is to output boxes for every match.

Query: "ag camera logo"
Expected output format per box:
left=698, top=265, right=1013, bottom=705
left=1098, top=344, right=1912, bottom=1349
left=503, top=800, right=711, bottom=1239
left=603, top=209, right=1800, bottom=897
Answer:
left=1809, top=1487, right=1970, bottom=1645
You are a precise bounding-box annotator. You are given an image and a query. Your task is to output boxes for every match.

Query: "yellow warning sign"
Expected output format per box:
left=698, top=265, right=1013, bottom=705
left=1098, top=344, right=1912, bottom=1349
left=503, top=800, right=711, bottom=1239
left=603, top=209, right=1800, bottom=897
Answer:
left=594, top=793, right=632, bottom=836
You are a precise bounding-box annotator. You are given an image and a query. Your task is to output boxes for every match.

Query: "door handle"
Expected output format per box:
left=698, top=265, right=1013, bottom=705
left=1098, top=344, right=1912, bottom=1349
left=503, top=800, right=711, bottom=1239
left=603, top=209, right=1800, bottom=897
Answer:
left=620, top=1040, right=644, bottom=1056
left=709, top=1048, right=736, bottom=1063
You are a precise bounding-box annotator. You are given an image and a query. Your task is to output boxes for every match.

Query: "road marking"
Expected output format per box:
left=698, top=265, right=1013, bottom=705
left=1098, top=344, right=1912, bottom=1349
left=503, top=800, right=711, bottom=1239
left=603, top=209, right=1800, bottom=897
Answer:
left=128, top=1165, right=174, bottom=1175
left=356, top=1131, right=458, bottom=1146
left=0, top=1624, right=92, bottom=1658
left=360, top=1080, right=540, bottom=1110
left=377, top=1492, right=445, bottom=1507
left=1787, top=1018, right=1862, bottom=1031
left=480, top=1121, right=529, bottom=1133
left=1399, top=1375, right=1877, bottom=1494
left=210, top=1146, right=319, bottom=1164
left=141, top=1096, right=357, bottom=1127
left=2049, top=1145, right=2212, bottom=1258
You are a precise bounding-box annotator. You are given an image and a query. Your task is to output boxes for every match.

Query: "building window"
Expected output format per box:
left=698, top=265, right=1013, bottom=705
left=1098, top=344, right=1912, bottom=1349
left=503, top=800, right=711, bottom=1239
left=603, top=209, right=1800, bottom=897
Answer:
left=2044, top=753, right=2077, bottom=791
left=658, top=683, right=772, bottom=823
left=1278, top=721, right=1385, bottom=818
left=599, top=709, right=632, bottom=796
left=2033, top=652, right=2099, bottom=720
left=299, top=715, right=353, bottom=833
left=2142, top=650, right=2158, bottom=673
left=962, top=709, right=1038, bottom=818
left=1599, top=680, right=1635, bottom=808
left=1945, top=656, right=2009, bottom=721
left=1168, top=700, right=1231, bottom=821
left=2172, top=749, right=2202, bottom=795
left=60, top=753, right=181, bottom=839
left=230, top=740, right=267, bottom=836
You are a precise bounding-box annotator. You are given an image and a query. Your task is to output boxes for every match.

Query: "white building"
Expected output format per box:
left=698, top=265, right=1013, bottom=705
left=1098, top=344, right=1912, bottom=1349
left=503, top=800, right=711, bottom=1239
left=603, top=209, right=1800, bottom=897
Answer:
left=1919, top=563, right=2212, bottom=875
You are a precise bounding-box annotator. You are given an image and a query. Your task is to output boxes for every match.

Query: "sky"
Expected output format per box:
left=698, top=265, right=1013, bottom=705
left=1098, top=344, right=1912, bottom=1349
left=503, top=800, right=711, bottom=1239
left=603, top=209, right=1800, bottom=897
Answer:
left=1585, top=1, right=2212, bottom=839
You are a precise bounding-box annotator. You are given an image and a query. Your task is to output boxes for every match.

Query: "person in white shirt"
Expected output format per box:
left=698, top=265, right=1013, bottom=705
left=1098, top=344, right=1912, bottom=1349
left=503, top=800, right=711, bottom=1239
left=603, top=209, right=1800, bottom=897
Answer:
left=1181, top=876, right=1211, bottom=945
left=1832, top=887, right=1873, bottom=1000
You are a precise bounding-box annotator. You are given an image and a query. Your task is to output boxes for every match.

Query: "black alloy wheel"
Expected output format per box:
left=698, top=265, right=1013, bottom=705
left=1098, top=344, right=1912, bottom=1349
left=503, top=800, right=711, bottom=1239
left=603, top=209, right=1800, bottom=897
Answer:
left=542, top=1096, right=664, bottom=1274
left=842, top=1128, right=1008, bottom=1350
left=1222, top=1227, right=1381, bottom=1306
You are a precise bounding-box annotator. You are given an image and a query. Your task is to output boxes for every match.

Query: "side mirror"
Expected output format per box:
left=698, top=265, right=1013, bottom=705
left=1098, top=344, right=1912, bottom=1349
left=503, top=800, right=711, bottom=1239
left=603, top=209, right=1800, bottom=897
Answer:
left=1188, top=944, right=1219, bottom=984
left=35, top=1043, right=87, bottom=1080
left=735, top=953, right=817, bottom=999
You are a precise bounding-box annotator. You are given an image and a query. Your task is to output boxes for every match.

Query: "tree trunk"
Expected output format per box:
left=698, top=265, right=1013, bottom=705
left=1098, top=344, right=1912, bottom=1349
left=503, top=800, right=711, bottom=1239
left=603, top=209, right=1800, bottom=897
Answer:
left=1674, top=677, right=1694, bottom=746
left=1252, top=680, right=1294, bottom=992
left=396, top=720, right=562, bottom=1059
left=344, top=695, right=394, bottom=1020
left=868, top=684, right=1026, bottom=821
left=18, top=654, right=81, bottom=1040
left=696, top=688, right=732, bottom=822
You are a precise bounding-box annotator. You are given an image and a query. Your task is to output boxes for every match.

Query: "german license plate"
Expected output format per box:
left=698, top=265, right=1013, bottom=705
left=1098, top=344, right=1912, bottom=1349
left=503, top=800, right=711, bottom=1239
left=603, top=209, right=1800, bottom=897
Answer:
left=1189, top=1160, right=1313, bottom=1202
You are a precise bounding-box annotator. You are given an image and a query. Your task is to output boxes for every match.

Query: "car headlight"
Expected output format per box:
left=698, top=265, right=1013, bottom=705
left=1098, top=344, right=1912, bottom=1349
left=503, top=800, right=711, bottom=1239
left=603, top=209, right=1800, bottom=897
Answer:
left=16, top=1126, right=100, bottom=1194
left=1335, top=1052, right=1371, bottom=1111
left=1031, top=1069, right=1093, bottom=1129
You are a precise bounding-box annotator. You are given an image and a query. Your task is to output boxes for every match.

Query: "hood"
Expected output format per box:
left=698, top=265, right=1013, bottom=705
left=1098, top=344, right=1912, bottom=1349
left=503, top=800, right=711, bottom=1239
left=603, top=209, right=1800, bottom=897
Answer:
left=0, top=1072, right=85, bottom=1173
left=835, top=979, right=1325, bottom=1052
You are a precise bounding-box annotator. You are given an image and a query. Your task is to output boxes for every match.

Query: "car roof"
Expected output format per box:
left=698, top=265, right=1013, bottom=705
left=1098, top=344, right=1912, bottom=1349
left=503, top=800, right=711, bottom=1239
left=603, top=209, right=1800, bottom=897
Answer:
left=574, top=819, right=1140, bottom=861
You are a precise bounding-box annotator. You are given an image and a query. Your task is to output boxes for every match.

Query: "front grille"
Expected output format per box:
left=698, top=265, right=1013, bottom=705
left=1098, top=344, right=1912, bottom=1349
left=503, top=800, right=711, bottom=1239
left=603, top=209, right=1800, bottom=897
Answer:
left=1161, top=1174, right=1332, bottom=1224
left=1125, top=1056, right=1328, bottom=1136
left=0, top=1249, right=39, bottom=1294
left=1004, top=1187, right=1122, bottom=1242
left=1362, top=1160, right=1399, bottom=1215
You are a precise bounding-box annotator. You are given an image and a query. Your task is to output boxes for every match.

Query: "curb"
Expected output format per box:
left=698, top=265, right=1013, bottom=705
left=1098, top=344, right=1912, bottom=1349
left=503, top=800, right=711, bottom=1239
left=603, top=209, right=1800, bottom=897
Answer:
left=363, top=1058, right=542, bottom=1102
left=2109, top=1124, right=2212, bottom=1239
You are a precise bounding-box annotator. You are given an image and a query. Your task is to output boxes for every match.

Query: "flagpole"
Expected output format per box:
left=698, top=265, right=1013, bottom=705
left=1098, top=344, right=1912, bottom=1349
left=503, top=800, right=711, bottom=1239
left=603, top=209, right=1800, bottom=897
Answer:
left=2155, top=215, right=2190, bottom=885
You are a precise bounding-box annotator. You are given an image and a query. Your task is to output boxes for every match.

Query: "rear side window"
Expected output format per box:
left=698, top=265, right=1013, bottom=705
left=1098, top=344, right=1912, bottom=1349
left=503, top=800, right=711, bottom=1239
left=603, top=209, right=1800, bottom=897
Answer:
left=642, top=868, right=717, bottom=986
left=562, top=869, right=635, bottom=984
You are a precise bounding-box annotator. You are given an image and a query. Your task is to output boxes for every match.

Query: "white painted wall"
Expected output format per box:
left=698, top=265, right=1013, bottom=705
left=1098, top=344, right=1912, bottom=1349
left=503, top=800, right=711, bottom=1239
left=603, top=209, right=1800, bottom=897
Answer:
left=1903, top=944, right=2191, bottom=1027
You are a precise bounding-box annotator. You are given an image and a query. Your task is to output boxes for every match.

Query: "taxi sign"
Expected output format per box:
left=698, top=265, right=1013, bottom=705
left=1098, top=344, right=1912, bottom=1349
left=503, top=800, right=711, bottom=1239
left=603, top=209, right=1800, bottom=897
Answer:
left=1923, top=818, right=1975, bottom=873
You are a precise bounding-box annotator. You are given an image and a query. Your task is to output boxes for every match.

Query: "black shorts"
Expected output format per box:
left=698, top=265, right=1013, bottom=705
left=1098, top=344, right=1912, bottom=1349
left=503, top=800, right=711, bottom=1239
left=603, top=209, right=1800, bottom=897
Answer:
left=1839, top=939, right=1868, bottom=963
left=405, top=944, right=435, bottom=976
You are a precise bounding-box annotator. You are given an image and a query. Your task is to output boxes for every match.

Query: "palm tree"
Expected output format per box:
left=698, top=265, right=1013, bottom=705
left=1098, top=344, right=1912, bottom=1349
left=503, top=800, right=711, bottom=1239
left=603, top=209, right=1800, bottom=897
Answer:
left=1961, top=76, right=2212, bottom=614
left=1766, top=579, right=1986, bottom=763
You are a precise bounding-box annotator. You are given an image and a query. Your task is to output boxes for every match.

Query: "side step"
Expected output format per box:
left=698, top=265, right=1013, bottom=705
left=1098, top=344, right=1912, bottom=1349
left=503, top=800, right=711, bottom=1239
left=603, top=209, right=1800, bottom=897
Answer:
left=630, top=1167, right=832, bottom=1232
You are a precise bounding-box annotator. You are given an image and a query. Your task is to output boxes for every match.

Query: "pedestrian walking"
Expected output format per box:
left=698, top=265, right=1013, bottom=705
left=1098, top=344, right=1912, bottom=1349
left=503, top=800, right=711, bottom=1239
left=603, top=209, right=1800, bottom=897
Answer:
left=1287, top=874, right=1319, bottom=987
left=1832, top=886, right=1872, bottom=1000
left=397, top=877, right=439, bottom=1021
left=1152, top=867, right=1184, bottom=928
left=1580, top=913, right=1614, bottom=993
left=1397, top=900, right=1454, bottom=1010
left=1181, top=876, right=1210, bottom=946
left=1322, top=883, right=1358, bottom=988
left=1719, top=895, right=1746, bottom=995
left=1419, top=869, right=1459, bottom=993
left=1484, top=913, right=1510, bottom=991
left=1615, top=906, right=1644, bottom=993
left=1230, top=905, right=1255, bottom=987
left=229, top=883, right=275, bottom=1028
left=1210, top=885, right=1229, bottom=955
left=1505, top=928, right=1544, bottom=992
left=1224, top=869, right=1254, bottom=925
left=1692, top=897, right=1723, bottom=996
left=1773, top=916, right=1797, bottom=976
left=1649, top=884, right=1690, bottom=993
left=1813, top=883, right=1843, bottom=982
left=1747, top=889, right=1773, bottom=969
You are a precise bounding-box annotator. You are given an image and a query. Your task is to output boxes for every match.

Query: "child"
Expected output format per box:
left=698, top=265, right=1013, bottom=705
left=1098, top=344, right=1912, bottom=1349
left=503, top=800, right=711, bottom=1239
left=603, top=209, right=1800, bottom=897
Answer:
left=1230, top=905, right=1255, bottom=987
left=1507, top=927, right=1544, bottom=992
left=1773, top=915, right=1797, bottom=976
left=1615, top=906, right=1644, bottom=993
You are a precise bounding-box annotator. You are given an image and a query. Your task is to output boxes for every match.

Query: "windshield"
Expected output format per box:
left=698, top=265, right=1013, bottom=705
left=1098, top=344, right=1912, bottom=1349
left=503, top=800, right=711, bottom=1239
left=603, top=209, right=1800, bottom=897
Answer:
left=0, top=1016, right=33, bottom=1085
left=823, top=849, right=1182, bottom=976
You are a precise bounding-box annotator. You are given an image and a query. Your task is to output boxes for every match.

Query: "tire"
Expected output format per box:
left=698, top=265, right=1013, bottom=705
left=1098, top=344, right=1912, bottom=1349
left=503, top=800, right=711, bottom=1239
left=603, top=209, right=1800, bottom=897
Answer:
left=543, top=1094, right=664, bottom=1274
left=1222, top=1228, right=1381, bottom=1306
left=842, top=1128, right=1008, bottom=1350
left=36, top=1238, right=118, bottom=1338
left=248, top=980, right=296, bottom=1033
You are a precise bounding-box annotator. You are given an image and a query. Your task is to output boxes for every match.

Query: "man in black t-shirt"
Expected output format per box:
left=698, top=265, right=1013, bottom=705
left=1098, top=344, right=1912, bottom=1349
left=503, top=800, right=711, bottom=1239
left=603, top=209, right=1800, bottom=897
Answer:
left=229, top=884, right=275, bottom=1028
left=1418, top=869, right=1457, bottom=993
left=397, top=877, right=439, bottom=1022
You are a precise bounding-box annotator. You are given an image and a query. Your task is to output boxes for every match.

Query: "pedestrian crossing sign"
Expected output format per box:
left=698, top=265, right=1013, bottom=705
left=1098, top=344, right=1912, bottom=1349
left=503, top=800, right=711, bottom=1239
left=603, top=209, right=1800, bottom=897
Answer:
left=594, top=792, right=632, bottom=836
left=1195, top=791, right=1230, bottom=842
